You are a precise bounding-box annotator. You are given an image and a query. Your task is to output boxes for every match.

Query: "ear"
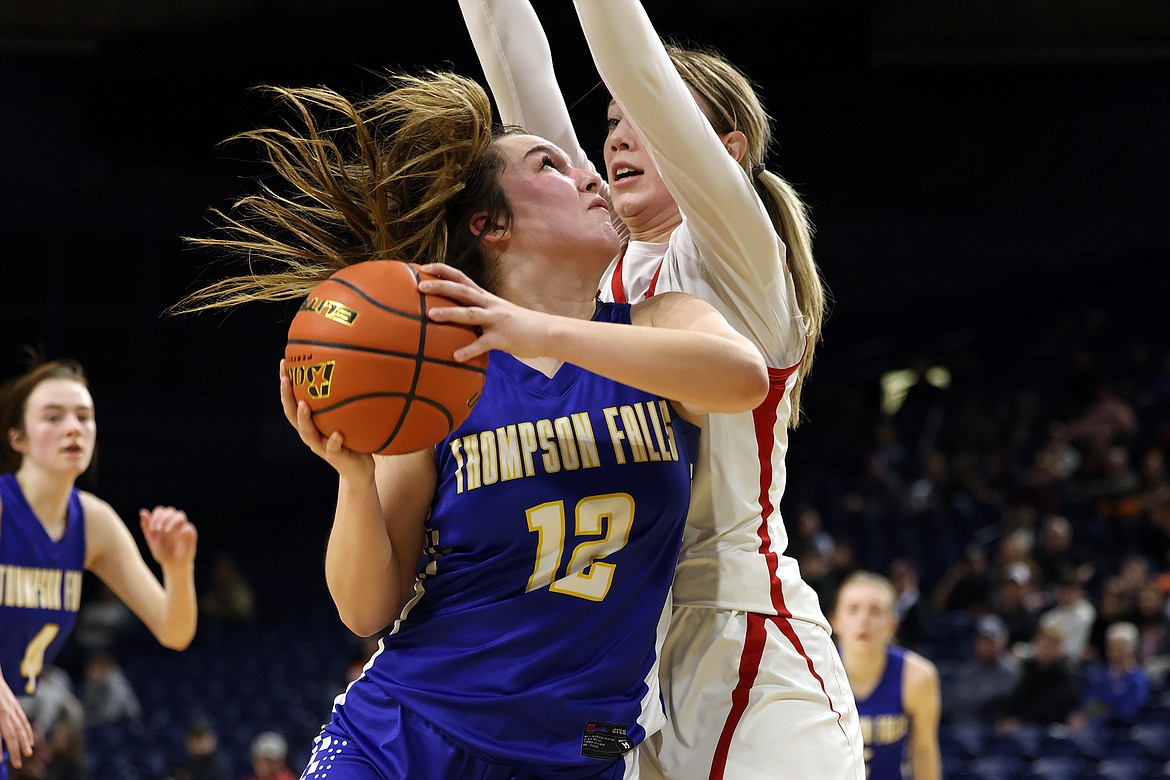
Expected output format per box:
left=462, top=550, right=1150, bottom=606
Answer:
left=721, top=130, right=748, bottom=164
left=468, top=212, right=511, bottom=244
left=7, top=427, right=27, bottom=455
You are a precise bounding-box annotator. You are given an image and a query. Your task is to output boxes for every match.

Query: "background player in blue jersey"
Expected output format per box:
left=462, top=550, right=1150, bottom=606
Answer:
left=0, top=359, right=198, bottom=776
left=177, top=70, right=767, bottom=778
left=832, top=572, right=941, bottom=780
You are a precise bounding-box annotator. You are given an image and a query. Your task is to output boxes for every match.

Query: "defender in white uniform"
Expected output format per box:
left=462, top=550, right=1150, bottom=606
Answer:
left=458, top=1, right=866, bottom=777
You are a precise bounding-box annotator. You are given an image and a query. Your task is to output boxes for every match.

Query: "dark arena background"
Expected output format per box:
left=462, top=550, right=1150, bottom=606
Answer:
left=2, top=1, right=1170, bottom=777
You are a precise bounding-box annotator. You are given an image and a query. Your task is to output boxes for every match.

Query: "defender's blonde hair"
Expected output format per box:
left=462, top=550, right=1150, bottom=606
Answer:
left=666, top=45, right=826, bottom=425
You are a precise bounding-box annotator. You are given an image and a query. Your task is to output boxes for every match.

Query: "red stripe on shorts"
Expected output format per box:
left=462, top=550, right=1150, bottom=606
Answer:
left=708, top=363, right=846, bottom=779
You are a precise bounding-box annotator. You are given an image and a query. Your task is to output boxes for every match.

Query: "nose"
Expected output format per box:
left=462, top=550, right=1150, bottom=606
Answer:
left=575, top=167, right=602, bottom=193
left=607, top=120, right=632, bottom=153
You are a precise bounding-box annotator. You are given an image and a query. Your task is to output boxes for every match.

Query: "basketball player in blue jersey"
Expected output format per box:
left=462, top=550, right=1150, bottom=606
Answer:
left=0, top=359, right=198, bottom=776
left=177, top=72, right=768, bottom=778
left=832, top=572, right=941, bottom=780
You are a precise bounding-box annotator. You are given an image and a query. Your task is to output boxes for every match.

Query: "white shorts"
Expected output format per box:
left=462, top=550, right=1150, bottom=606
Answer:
left=639, top=606, right=865, bottom=780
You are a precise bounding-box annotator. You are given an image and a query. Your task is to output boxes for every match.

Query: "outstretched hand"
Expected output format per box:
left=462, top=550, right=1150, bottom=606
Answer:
left=0, top=675, right=34, bottom=769
left=278, top=360, right=375, bottom=483
left=140, top=506, right=198, bottom=570
left=417, top=263, right=556, bottom=362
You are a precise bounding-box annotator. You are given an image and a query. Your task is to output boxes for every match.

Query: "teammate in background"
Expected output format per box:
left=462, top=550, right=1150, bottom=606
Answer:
left=832, top=571, right=941, bottom=780
left=177, top=70, right=767, bottom=778
left=458, top=0, right=864, bottom=776
left=0, top=359, right=198, bottom=776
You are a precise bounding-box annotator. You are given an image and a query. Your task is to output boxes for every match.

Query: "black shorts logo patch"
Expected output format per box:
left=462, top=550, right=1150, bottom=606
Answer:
left=581, top=721, right=633, bottom=759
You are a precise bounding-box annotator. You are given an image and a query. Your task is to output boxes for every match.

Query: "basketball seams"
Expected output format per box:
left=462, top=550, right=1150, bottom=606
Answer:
left=373, top=265, right=431, bottom=453
left=326, top=275, right=427, bottom=322
left=313, top=392, right=455, bottom=430
left=286, top=339, right=487, bottom=376
left=286, top=260, right=486, bottom=455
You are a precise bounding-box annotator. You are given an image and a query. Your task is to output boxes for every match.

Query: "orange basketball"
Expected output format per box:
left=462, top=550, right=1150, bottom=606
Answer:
left=284, top=260, right=487, bottom=455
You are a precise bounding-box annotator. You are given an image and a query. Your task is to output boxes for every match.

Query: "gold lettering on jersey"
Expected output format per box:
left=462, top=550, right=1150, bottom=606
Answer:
left=452, top=404, right=682, bottom=493
left=632, top=404, right=661, bottom=462
left=479, top=431, right=499, bottom=486
left=63, top=571, right=83, bottom=612
left=658, top=401, right=680, bottom=461
left=0, top=565, right=80, bottom=611
left=858, top=713, right=909, bottom=746
left=299, top=296, right=358, bottom=326
left=570, top=413, right=601, bottom=469
left=495, top=425, right=524, bottom=482
left=619, top=406, right=649, bottom=462
left=536, top=419, right=560, bottom=473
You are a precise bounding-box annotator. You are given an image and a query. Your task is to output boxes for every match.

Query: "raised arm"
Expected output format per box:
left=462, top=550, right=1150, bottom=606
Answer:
left=573, top=0, right=803, bottom=359
left=458, top=0, right=595, bottom=176
left=83, top=497, right=198, bottom=651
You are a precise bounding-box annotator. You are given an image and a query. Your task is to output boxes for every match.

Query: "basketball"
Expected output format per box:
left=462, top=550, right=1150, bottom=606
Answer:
left=284, top=260, right=487, bottom=455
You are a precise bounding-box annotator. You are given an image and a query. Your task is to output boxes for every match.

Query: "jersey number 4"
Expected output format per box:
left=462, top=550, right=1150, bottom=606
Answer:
left=525, top=493, right=634, bottom=601
left=21, top=623, right=60, bottom=694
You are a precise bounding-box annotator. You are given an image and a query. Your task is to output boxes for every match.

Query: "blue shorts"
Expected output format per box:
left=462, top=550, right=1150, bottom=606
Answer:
left=300, top=701, right=632, bottom=780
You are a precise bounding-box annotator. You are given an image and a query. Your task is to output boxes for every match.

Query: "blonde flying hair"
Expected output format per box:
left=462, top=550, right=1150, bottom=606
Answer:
left=174, top=71, right=515, bottom=313
left=666, top=44, right=825, bottom=425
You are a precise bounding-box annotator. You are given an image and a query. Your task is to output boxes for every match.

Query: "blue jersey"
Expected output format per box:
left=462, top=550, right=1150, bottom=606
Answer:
left=0, top=473, right=86, bottom=696
left=332, top=302, right=700, bottom=779
left=855, top=646, right=911, bottom=780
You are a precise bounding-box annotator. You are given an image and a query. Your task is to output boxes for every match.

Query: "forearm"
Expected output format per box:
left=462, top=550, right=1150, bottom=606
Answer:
left=324, top=473, right=402, bottom=636
left=459, top=0, right=590, bottom=168
left=911, top=743, right=941, bottom=780
left=543, top=315, right=765, bottom=413
left=155, top=562, right=197, bottom=650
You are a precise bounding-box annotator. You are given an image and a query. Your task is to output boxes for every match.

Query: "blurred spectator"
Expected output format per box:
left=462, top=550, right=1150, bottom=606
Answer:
left=1087, top=580, right=1137, bottom=664
left=941, top=615, right=1021, bottom=725
left=41, top=716, right=85, bottom=780
left=1033, top=515, right=1093, bottom=591
left=996, top=624, right=1081, bottom=733
left=1038, top=570, right=1096, bottom=664
left=1141, top=494, right=1170, bottom=570
left=242, top=731, right=297, bottom=780
left=786, top=505, right=836, bottom=564
left=1068, top=621, right=1151, bottom=731
left=200, top=553, right=257, bottom=629
left=166, top=718, right=231, bottom=780
left=21, top=666, right=83, bottom=737
left=1065, top=382, right=1138, bottom=445
left=991, top=562, right=1043, bottom=651
left=889, top=557, right=928, bottom=650
left=1134, top=580, right=1170, bottom=672
left=931, top=545, right=993, bottom=616
left=81, top=652, right=140, bottom=724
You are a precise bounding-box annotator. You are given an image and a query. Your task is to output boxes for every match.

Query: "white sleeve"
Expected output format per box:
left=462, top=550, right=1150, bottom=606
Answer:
left=572, top=0, right=804, bottom=359
left=457, top=0, right=596, bottom=176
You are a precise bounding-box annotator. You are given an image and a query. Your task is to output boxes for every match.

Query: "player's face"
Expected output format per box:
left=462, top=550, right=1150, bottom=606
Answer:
left=603, top=102, right=678, bottom=230
left=832, top=583, right=897, bottom=650
left=494, top=134, right=619, bottom=269
left=10, top=378, right=96, bottom=476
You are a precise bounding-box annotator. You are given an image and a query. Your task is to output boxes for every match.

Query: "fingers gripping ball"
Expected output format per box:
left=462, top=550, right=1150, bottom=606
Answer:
left=285, top=261, right=487, bottom=455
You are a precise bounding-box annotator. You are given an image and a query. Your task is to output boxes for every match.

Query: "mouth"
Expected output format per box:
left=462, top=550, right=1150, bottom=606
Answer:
left=589, top=196, right=609, bottom=211
left=611, top=165, right=643, bottom=183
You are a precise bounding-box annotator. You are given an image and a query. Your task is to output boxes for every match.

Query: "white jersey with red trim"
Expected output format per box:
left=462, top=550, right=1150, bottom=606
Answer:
left=460, top=0, right=826, bottom=624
